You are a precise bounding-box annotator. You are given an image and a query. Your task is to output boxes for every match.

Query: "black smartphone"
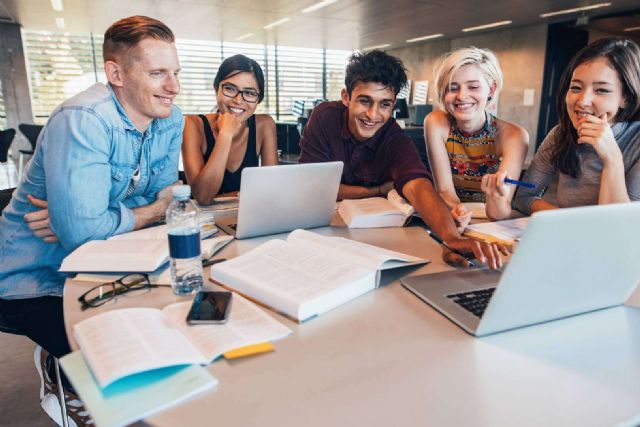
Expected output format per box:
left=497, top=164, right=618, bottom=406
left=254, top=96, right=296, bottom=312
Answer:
left=186, top=291, right=232, bottom=324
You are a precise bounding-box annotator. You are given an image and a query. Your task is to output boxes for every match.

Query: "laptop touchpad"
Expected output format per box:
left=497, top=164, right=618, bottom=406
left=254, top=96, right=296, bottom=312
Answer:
left=458, top=269, right=501, bottom=287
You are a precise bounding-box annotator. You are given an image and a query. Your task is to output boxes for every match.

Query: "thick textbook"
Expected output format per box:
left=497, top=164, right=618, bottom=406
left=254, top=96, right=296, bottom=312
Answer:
left=338, top=189, right=416, bottom=228
left=60, top=351, right=217, bottom=427
left=73, top=294, right=291, bottom=388
left=210, top=229, right=428, bottom=322
left=59, top=225, right=233, bottom=273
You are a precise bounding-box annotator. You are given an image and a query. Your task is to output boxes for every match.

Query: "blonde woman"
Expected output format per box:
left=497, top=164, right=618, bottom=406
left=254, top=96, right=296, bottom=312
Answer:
left=424, top=47, right=528, bottom=228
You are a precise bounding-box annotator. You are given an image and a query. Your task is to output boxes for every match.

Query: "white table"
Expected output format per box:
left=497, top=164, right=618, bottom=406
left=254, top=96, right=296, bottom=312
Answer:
left=63, top=225, right=640, bottom=427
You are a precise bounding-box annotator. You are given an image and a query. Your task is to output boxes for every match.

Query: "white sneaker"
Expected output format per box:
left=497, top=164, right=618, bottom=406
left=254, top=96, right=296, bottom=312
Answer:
left=40, top=392, right=79, bottom=427
left=34, top=345, right=93, bottom=426
left=33, top=345, right=55, bottom=400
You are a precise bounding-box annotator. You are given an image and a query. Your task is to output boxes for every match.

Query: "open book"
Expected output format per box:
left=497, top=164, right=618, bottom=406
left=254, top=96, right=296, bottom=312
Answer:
left=210, top=229, right=428, bottom=322
left=60, top=352, right=217, bottom=427
left=464, top=217, right=529, bottom=249
left=338, top=189, right=416, bottom=228
left=73, top=293, right=291, bottom=388
left=60, top=225, right=233, bottom=273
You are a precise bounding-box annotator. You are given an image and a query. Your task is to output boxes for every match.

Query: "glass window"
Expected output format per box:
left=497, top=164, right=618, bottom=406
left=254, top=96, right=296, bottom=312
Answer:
left=23, top=30, right=351, bottom=122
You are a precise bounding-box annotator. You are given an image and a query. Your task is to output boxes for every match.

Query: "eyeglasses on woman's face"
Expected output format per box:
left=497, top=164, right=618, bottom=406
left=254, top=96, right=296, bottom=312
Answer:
left=220, top=83, right=260, bottom=103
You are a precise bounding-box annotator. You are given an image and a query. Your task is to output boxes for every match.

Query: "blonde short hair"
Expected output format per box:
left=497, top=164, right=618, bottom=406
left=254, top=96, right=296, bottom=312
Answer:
left=434, top=47, right=503, bottom=110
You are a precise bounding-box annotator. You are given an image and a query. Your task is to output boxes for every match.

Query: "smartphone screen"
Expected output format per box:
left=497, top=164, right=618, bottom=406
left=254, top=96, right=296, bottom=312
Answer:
left=187, top=291, right=232, bottom=324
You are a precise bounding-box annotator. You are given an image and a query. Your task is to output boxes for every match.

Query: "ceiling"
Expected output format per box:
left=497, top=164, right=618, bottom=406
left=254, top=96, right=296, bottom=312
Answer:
left=1, top=0, right=639, bottom=50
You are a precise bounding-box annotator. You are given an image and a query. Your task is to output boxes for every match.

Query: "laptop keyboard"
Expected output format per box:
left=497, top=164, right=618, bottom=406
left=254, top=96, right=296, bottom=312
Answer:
left=446, top=288, right=495, bottom=318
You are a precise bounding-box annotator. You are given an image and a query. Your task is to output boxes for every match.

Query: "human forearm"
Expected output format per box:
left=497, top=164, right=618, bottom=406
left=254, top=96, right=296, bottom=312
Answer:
left=438, top=190, right=461, bottom=210
left=599, top=155, right=630, bottom=204
left=191, top=134, right=233, bottom=204
left=132, top=201, right=167, bottom=230
left=131, top=183, right=176, bottom=230
left=404, top=179, right=460, bottom=241
left=530, top=199, right=558, bottom=213
left=484, top=195, right=513, bottom=220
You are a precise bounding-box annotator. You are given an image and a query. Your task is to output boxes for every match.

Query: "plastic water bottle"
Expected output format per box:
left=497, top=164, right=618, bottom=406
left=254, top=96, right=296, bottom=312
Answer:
left=166, top=185, right=203, bottom=295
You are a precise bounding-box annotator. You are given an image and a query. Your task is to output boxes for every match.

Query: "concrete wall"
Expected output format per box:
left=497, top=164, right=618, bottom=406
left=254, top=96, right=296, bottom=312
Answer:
left=0, top=22, right=34, bottom=153
left=388, top=24, right=548, bottom=160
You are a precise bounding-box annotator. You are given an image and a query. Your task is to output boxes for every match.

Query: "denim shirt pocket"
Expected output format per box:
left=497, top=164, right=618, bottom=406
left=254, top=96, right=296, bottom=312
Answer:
left=110, top=164, right=134, bottom=201
left=150, top=155, right=171, bottom=176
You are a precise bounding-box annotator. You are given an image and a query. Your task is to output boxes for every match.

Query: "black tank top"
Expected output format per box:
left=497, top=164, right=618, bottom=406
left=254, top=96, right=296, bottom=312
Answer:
left=198, top=114, right=258, bottom=194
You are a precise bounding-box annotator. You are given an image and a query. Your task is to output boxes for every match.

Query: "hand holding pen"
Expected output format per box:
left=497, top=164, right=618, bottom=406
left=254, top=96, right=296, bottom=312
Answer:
left=481, top=171, right=535, bottom=199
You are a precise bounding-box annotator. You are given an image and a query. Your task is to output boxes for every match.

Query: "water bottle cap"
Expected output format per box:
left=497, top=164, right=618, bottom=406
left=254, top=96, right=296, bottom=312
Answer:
left=172, top=185, right=191, bottom=199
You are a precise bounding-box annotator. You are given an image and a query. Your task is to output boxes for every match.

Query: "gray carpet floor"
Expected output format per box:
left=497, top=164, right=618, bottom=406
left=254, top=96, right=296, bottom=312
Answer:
left=0, top=332, right=57, bottom=427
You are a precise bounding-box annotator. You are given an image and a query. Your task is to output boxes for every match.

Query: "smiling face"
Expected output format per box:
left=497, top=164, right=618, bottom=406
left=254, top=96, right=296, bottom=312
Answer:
left=216, top=71, right=260, bottom=122
left=110, top=38, right=181, bottom=131
left=341, top=81, right=395, bottom=142
left=443, top=64, right=495, bottom=128
left=566, top=57, right=626, bottom=128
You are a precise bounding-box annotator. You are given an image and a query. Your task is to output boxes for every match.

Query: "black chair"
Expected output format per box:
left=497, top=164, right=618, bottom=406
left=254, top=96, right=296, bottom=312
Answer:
left=0, top=128, right=16, bottom=163
left=0, top=187, right=14, bottom=215
left=17, top=124, right=43, bottom=178
left=0, top=188, right=69, bottom=427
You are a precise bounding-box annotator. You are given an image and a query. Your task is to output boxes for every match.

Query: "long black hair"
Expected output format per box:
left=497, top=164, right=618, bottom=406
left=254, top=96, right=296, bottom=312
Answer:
left=553, top=37, right=640, bottom=177
left=214, top=54, right=265, bottom=103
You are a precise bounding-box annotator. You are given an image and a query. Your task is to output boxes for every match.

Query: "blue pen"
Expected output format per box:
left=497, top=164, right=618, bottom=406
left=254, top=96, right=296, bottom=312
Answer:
left=504, top=178, right=535, bottom=189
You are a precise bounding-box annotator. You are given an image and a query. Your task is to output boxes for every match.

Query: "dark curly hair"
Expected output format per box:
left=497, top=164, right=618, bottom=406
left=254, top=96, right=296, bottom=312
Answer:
left=345, top=50, right=408, bottom=97
left=553, top=37, right=640, bottom=177
left=214, top=54, right=265, bottom=104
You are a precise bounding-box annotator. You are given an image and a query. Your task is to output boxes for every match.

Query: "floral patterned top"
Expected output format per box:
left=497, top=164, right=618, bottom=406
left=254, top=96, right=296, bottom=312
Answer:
left=446, top=113, right=500, bottom=202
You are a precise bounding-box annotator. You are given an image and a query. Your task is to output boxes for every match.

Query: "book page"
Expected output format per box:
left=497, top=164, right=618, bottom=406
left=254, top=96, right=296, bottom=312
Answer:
left=59, top=240, right=168, bottom=273
left=109, top=219, right=219, bottom=241
left=343, top=197, right=400, bottom=215
left=288, top=229, right=426, bottom=271
left=386, top=189, right=416, bottom=217
left=463, top=202, right=487, bottom=219
left=212, top=239, right=373, bottom=307
left=162, top=295, right=291, bottom=362
left=465, top=217, right=529, bottom=242
left=73, top=308, right=205, bottom=388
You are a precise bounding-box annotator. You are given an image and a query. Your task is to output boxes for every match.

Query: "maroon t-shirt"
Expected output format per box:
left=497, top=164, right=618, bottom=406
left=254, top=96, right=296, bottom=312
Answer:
left=299, top=101, right=430, bottom=197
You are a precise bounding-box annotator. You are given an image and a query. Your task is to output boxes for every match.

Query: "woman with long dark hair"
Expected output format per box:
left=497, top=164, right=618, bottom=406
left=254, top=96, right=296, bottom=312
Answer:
left=515, top=37, right=640, bottom=214
left=182, top=54, right=277, bottom=204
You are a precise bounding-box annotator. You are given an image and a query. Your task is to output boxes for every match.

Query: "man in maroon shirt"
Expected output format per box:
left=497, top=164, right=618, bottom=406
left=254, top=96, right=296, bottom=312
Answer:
left=299, top=50, right=505, bottom=268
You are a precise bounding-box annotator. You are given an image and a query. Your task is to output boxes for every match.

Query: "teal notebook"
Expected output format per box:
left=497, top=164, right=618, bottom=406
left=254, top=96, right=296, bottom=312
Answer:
left=60, top=351, right=217, bottom=427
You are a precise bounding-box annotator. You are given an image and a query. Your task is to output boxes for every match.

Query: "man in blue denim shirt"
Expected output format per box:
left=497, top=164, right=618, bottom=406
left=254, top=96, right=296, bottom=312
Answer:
left=0, top=16, right=182, bottom=363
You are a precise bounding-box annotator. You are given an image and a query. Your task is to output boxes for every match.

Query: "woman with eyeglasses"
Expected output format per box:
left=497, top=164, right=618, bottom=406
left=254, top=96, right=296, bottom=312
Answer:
left=182, top=54, right=278, bottom=204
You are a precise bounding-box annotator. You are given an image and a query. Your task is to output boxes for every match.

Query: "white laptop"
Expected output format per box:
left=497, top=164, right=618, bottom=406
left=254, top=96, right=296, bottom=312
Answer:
left=401, top=203, right=640, bottom=336
left=218, top=162, right=343, bottom=239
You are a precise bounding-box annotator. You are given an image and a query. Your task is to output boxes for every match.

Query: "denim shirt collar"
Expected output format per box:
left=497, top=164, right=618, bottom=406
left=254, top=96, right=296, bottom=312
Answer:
left=106, top=83, right=159, bottom=135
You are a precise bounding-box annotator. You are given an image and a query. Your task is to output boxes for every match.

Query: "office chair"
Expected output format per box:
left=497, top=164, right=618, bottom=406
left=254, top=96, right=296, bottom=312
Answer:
left=17, top=124, right=43, bottom=178
left=0, top=129, right=18, bottom=189
left=0, top=128, right=16, bottom=163
left=0, top=190, right=69, bottom=427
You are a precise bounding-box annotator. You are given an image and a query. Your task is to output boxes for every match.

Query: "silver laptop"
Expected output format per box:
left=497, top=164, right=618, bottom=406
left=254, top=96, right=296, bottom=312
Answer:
left=219, top=162, right=343, bottom=239
left=401, top=203, right=640, bottom=336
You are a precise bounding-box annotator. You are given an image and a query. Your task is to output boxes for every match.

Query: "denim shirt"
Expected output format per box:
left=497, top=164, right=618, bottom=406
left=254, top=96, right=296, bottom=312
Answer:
left=0, top=83, right=184, bottom=299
